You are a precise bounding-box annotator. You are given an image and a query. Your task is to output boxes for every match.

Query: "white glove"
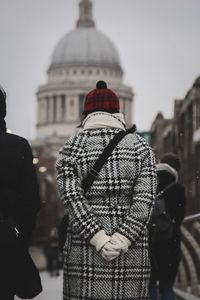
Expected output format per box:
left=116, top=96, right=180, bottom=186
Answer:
left=100, top=241, right=121, bottom=261
left=110, top=232, right=131, bottom=253
left=90, top=230, right=111, bottom=251
left=100, top=232, right=131, bottom=261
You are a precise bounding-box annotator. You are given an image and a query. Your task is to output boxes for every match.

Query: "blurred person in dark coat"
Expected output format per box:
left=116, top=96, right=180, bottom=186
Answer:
left=0, top=85, right=41, bottom=300
left=149, top=152, right=186, bottom=300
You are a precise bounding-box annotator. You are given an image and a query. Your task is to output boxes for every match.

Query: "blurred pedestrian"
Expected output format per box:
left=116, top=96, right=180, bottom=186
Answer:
left=46, top=227, right=60, bottom=277
left=149, top=152, right=186, bottom=300
left=0, top=85, right=41, bottom=300
left=57, top=81, right=157, bottom=300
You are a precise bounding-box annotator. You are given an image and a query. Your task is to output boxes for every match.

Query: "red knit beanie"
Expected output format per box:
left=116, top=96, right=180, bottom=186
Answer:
left=83, top=81, right=120, bottom=116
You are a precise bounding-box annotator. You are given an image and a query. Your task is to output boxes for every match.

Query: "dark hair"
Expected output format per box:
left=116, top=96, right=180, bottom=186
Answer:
left=0, top=120, right=6, bottom=132
left=160, top=152, right=181, bottom=172
left=0, top=85, right=7, bottom=132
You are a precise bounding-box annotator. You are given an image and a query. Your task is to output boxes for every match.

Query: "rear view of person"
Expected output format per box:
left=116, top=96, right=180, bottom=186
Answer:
left=57, top=81, right=157, bottom=300
left=149, top=152, right=186, bottom=300
left=0, top=86, right=41, bottom=299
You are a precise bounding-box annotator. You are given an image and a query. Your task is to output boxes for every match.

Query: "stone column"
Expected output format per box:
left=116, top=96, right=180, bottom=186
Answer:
left=48, top=96, right=54, bottom=123
left=67, top=95, right=79, bottom=121
left=40, top=98, right=47, bottom=124
left=56, top=95, right=62, bottom=122
left=37, top=97, right=42, bottom=124
left=74, top=95, right=79, bottom=121
left=124, top=98, right=130, bottom=123
left=64, top=95, right=68, bottom=122
left=60, top=95, right=67, bottom=122
left=46, top=97, right=49, bottom=123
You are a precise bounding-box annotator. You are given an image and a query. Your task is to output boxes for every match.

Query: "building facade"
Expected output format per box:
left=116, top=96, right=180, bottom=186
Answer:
left=150, top=76, right=200, bottom=215
left=150, top=112, right=173, bottom=160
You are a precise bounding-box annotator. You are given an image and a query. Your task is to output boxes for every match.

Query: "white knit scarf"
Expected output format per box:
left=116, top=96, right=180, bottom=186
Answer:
left=82, top=111, right=126, bottom=131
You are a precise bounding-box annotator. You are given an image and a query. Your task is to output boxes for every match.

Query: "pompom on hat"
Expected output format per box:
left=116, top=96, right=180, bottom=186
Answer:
left=83, top=81, right=120, bottom=116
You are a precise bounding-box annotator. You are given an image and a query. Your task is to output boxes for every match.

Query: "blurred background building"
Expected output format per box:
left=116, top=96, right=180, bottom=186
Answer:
left=35, top=0, right=133, bottom=153
left=150, top=76, right=200, bottom=215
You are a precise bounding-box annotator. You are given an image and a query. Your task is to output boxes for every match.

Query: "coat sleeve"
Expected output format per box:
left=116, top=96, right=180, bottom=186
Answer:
left=15, top=139, right=41, bottom=242
left=56, top=141, right=102, bottom=240
left=117, top=146, right=157, bottom=244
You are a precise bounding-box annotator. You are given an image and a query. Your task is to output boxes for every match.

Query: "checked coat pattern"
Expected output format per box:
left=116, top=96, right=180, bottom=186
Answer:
left=56, top=128, right=157, bottom=300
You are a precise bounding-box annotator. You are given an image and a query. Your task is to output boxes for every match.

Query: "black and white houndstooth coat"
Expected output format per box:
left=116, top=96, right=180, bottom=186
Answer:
left=56, top=127, right=157, bottom=300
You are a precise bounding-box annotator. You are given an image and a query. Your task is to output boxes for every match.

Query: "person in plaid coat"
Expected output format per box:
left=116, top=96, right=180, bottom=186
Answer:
left=56, top=81, right=157, bottom=300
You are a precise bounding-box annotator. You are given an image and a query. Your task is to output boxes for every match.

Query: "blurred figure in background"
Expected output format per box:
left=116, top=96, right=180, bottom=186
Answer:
left=149, top=152, right=186, bottom=300
left=0, top=85, right=41, bottom=299
left=46, top=227, right=60, bottom=277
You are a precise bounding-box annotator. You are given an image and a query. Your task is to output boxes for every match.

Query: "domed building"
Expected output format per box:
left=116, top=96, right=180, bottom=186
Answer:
left=36, top=0, right=134, bottom=150
left=32, top=0, right=134, bottom=248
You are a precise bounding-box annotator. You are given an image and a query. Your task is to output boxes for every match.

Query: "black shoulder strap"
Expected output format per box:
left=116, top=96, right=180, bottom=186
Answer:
left=83, top=125, right=136, bottom=194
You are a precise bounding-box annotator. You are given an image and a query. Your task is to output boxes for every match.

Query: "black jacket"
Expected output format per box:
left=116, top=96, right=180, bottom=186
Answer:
left=150, top=169, right=186, bottom=284
left=0, top=132, right=41, bottom=242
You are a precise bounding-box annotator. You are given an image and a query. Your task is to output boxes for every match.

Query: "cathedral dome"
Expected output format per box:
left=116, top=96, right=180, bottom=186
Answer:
left=50, top=27, right=122, bottom=70
left=49, top=0, right=122, bottom=72
left=36, top=0, right=133, bottom=141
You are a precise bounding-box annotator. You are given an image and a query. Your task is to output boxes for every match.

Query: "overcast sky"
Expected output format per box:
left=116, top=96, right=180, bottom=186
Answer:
left=0, top=0, right=200, bottom=139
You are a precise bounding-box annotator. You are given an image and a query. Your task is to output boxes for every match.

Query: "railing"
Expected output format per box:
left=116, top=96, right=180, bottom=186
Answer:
left=175, top=213, right=200, bottom=298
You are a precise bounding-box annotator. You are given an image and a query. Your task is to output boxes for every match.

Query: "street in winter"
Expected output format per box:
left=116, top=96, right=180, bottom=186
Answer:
left=1, top=0, right=200, bottom=299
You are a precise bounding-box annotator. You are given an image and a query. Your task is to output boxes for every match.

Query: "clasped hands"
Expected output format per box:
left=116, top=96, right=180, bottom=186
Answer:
left=100, top=232, right=130, bottom=261
left=90, top=230, right=131, bottom=262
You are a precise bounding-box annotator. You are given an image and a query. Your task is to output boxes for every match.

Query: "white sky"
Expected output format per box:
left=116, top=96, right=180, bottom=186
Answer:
left=0, top=0, right=200, bottom=139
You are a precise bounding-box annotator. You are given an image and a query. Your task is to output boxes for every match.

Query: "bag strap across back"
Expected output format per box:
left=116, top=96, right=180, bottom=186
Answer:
left=83, top=125, right=136, bottom=194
